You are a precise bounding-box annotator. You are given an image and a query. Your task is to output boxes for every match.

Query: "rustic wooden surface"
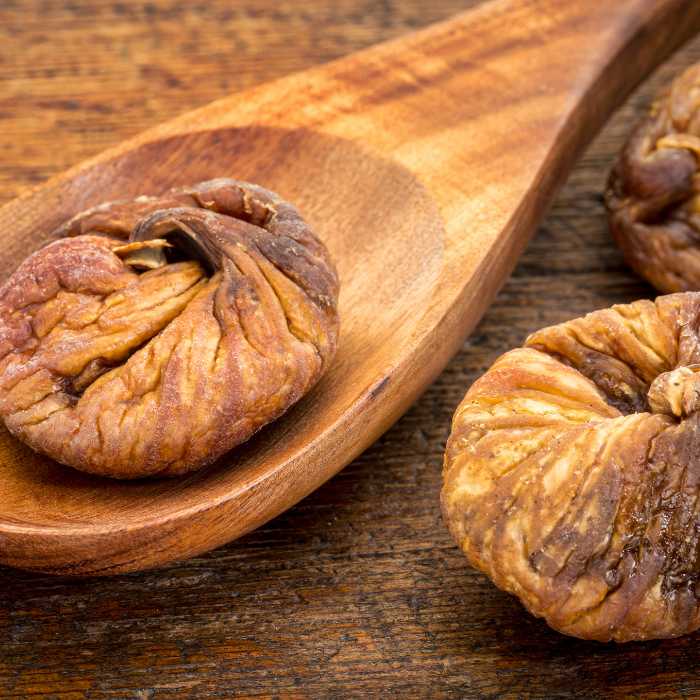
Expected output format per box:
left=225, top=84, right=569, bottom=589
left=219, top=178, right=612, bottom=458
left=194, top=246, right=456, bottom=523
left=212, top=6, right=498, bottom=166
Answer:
left=1, top=0, right=700, bottom=696
left=4, top=0, right=693, bottom=576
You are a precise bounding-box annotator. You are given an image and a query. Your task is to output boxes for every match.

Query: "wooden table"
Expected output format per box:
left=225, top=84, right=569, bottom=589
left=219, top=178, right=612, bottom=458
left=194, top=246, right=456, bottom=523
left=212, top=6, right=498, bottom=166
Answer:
left=1, top=1, right=700, bottom=697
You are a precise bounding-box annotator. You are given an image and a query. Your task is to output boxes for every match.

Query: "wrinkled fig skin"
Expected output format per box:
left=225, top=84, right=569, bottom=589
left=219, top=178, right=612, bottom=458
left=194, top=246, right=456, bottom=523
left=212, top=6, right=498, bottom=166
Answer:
left=606, top=62, right=700, bottom=293
left=442, top=293, right=700, bottom=642
left=0, top=179, right=340, bottom=479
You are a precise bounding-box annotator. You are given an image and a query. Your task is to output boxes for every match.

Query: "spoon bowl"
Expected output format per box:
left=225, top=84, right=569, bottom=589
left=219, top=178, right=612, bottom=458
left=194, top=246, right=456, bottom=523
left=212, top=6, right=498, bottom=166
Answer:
left=0, top=0, right=698, bottom=573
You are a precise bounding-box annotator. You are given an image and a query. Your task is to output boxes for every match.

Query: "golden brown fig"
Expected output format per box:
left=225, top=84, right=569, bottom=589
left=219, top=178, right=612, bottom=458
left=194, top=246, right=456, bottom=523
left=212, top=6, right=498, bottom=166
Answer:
left=607, top=62, right=700, bottom=293
left=442, top=293, right=700, bottom=642
left=0, top=179, right=339, bottom=479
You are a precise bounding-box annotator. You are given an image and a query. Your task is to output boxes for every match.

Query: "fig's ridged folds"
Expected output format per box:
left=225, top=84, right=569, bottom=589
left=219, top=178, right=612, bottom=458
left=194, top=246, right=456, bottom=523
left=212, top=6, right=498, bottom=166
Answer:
left=442, top=293, right=700, bottom=642
left=0, top=179, right=339, bottom=478
left=607, top=61, right=700, bottom=293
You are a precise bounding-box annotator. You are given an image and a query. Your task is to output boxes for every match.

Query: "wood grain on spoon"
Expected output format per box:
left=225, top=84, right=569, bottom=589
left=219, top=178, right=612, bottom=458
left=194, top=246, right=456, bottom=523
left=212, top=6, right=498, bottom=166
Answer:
left=0, top=0, right=697, bottom=574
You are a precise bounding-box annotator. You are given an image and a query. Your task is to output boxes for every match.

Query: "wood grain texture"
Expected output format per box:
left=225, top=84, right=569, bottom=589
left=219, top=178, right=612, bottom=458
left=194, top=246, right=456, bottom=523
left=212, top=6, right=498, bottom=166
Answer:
left=1, top=0, right=699, bottom=576
left=2, top=0, right=700, bottom=696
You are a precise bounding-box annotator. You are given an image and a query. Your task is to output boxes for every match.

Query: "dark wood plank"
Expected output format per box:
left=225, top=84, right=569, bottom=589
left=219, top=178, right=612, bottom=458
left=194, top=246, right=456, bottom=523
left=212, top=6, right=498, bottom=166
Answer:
left=0, top=0, right=699, bottom=697
left=0, top=0, right=484, bottom=205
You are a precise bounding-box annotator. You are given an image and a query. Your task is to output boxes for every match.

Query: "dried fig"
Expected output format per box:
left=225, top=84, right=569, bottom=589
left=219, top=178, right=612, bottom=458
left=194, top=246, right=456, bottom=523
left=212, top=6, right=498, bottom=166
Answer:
left=607, top=62, right=700, bottom=293
left=0, top=179, right=339, bottom=479
left=442, top=293, right=700, bottom=642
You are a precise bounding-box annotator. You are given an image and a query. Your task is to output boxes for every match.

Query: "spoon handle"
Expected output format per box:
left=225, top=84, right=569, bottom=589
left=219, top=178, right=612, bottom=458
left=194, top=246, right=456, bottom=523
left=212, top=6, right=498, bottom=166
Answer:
left=26, top=0, right=700, bottom=277
left=146, top=0, right=700, bottom=284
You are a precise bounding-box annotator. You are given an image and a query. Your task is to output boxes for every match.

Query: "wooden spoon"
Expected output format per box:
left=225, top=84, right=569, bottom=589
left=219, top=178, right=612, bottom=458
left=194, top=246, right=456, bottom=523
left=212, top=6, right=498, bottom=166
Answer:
left=0, top=0, right=697, bottom=575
